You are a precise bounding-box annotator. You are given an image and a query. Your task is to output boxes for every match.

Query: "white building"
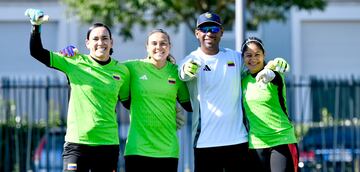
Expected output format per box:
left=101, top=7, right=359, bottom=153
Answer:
left=0, top=0, right=359, bottom=78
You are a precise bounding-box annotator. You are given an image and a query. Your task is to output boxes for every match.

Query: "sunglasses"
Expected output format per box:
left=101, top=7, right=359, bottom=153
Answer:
left=198, top=26, right=221, bottom=33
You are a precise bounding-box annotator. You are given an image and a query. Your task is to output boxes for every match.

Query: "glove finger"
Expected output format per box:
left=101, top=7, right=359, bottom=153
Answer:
left=33, top=10, right=41, bottom=21
left=176, top=120, right=184, bottom=130
left=38, top=11, right=44, bottom=19
left=189, top=68, right=196, bottom=74
left=265, top=60, right=275, bottom=70
left=177, top=120, right=184, bottom=126
left=274, top=58, right=285, bottom=63
left=278, top=60, right=283, bottom=68
left=281, top=61, right=287, bottom=71
left=60, top=50, right=68, bottom=56
left=280, top=66, right=285, bottom=73
left=277, top=61, right=283, bottom=72
left=185, top=71, right=195, bottom=78
left=191, top=62, right=200, bottom=67
left=67, top=46, right=77, bottom=56
left=277, top=66, right=283, bottom=73
left=186, top=66, right=196, bottom=75
left=184, top=63, right=196, bottom=77
left=176, top=121, right=184, bottom=127
left=66, top=47, right=74, bottom=56
left=285, top=63, right=290, bottom=72
left=68, top=49, right=74, bottom=56
left=30, top=10, right=37, bottom=21
left=63, top=49, right=69, bottom=56
left=189, top=63, right=198, bottom=70
left=25, top=9, right=30, bottom=17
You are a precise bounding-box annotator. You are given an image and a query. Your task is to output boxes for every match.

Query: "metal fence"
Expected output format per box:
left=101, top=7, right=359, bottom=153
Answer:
left=0, top=76, right=359, bottom=172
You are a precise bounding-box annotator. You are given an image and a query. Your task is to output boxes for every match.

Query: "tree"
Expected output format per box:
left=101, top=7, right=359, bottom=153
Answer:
left=62, top=0, right=326, bottom=40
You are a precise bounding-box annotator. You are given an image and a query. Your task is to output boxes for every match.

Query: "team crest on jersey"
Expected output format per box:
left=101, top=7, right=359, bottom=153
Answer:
left=113, top=75, right=121, bottom=80
left=168, top=77, right=176, bottom=84
left=67, top=163, right=77, bottom=170
left=227, top=61, right=235, bottom=67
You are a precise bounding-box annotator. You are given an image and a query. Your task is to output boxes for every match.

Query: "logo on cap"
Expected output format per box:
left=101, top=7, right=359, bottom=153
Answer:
left=197, top=12, right=221, bottom=27
left=205, top=12, right=212, bottom=18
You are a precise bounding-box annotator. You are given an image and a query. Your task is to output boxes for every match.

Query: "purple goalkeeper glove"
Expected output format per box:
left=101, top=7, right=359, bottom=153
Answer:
left=60, top=45, right=78, bottom=57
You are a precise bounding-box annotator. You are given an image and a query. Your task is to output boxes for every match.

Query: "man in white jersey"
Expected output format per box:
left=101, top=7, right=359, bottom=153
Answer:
left=178, top=12, right=250, bottom=172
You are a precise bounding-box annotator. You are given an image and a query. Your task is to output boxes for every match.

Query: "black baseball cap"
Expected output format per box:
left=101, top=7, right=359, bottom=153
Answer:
left=196, top=12, right=222, bottom=28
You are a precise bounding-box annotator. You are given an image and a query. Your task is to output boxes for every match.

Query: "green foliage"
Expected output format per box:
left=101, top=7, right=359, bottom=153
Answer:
left=61, top=0, right=326, bottom=40
left=246, top=0, right=327, bottom=30
left=0, top=124, right=46, bottom=172
left=0, top=98, right=64, bottom=127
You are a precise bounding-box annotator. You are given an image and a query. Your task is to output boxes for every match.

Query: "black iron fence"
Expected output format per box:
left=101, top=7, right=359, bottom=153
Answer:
left=0, top=76, right=359, bottom=172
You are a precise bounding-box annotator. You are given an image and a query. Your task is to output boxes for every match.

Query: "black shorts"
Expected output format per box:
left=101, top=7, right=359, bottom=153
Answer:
left=194, top=142, right=253, bottom=172
left=62, top=142, right=119, bottom=172
left=249, top=143, right=299, bottom=172
left=124, top=155, right=178, bottom=172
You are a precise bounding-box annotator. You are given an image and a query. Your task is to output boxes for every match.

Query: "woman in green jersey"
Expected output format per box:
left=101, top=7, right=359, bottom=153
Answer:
left=26, top=9, right=130, bottom=172
left=122, top=29, right=192, bottom=172
left=241, top=37, right=299, bottom=172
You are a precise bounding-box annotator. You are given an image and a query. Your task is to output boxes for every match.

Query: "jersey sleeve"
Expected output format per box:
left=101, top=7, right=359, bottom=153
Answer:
left=176, top=77, right=190, bottom=103
left=49, top=52, right=72, bottom=73
left=118, top=64, right=130, bottom=101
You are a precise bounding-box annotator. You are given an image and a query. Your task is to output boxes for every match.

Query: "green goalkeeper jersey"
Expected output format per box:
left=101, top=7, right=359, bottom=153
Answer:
left=124, top=59, right=190, bottom=158
left=50, top=52, right=130, bottom=145
left=242, top=72, right=297, bottom=149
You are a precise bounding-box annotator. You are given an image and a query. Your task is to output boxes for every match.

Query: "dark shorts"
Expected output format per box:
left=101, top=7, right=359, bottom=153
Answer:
left=124, top=155, right=178, bottom=172
left=250, top=143, right=299, bottom=172
left=194, top=142, right=253, bottom=172
left=62, top=142, right=119, bottom=172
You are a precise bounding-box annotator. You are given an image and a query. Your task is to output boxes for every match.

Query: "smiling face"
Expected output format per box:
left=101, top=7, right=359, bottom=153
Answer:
left=195, top=24, right=223, bottom=55
left=243, top=43, right=265, bottom=74
left=86, top=26, right=113, bottom=61
left=146, top=32, right=170, bottom=64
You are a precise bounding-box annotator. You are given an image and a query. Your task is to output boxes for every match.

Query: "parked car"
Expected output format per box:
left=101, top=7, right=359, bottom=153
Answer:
left=33, top=127, right=66, bottom=172
left=33, top=126, right=128, bottom=172
left=299, top=125, right=360, bottom=172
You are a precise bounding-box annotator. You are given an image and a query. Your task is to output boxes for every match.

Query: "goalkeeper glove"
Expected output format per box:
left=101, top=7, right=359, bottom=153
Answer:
left=183, top=59, right=200, bottom=78
left=24, top=8, right=49, bottom=25
left=60, top=45, right=78, bottom=57
left=265, top=57, right=290, bottom=73
left=256, top=68, right=275, bottom=84
left=176, top=108, right=186, bottom=130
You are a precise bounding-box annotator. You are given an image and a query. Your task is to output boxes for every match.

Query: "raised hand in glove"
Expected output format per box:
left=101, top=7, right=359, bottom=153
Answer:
left=24, top=8, right=49, bottom=25
left=265, top=57, right=290, bottom=73
left=183, top=59, right=200, bottom=78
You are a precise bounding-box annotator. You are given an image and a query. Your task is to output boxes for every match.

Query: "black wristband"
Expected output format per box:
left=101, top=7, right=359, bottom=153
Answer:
left=31, top=25, right=41, bottom=33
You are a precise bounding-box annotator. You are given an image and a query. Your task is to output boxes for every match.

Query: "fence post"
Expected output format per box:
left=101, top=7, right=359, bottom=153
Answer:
left=2, top=77, right=11, bottom=172
left=25, top=77, right=33, bottom=172
left=45, top=77, right=50, bottom=172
